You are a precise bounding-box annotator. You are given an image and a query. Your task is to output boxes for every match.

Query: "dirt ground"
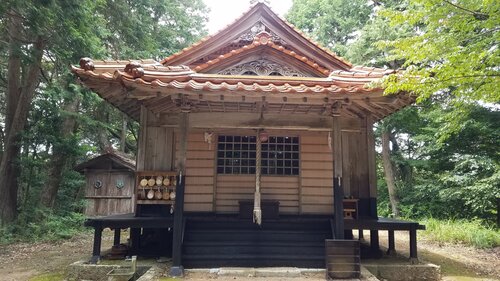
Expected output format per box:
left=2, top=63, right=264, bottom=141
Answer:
left=375, top=231, right=500, bottom=281
left=0, top=229, right=498, bottom=281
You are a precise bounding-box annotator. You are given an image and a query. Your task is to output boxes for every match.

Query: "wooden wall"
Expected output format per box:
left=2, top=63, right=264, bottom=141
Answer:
left=300, top=132, right=334, bottom=214
left=341, top=130, right=369, bottom=199
left=137, top=107, right=374, bottom=216
left=84, top=171, right=134, bottom=216
left=215, top=175, right=299, bottom=213
left=184, top=132, right=215, bottom=212
left=137, top=106, right=176, bottom=172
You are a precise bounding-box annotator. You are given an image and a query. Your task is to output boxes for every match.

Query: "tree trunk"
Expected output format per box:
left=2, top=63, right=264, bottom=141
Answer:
left=381, top=129, right=400, bottom=218
left=120, top=114, right=127, bottom=152
left=96, top=102, right=113, bottom=152
left=0, top=12, right=45, bottom=225
left=40, top=96, right=80, bottom=208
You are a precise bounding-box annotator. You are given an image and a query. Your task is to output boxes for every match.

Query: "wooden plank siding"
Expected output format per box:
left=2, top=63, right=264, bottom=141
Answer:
left=143, top=126, right=175, bottom=171
left=139, top=115, right=372, bottom=215
left=341, top=130, right=369, bottom=199
left=84, top=172, right=135, bottom=216
left=216, top=175, right=254, bottom=213
left=183, top=132, right=215, bottom=212
left=300, top=132, right=334, bottom=214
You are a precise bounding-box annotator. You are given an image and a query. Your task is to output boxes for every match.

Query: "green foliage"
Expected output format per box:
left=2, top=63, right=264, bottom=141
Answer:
left=375, top=103, right=500, bottom=222
left=0, top=210, right=88, bottom=244
left=0, top=0, right=208, bottom=239
left=421, top=218, right=500, bottom=248
left=379, top=0, right=500, bottom=103
left=286, top=0, right=372, bottom=57
left=97, top=0, right=208, bottom=59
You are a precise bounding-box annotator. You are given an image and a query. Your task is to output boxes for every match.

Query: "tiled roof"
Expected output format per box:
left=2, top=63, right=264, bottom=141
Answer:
left=72, top=58, right=390, bottom=95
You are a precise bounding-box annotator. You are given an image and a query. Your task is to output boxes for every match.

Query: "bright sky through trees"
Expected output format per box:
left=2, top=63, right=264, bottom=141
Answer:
left=203, top=0, right=293, bottom=34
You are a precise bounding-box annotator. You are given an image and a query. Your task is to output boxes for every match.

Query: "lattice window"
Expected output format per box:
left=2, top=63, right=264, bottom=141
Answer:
left=217, top=136, right=257, bottom=174
left=216, top=135, right=299, bottom=175
left=261, top=136, right=299, bottom=175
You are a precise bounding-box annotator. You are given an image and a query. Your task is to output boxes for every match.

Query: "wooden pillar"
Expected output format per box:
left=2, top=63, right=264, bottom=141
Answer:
left=387, top=230, right=396, bottom=255
left=366, top=115, right=378, bottom=219
left=409, top=226, right=418, bottom=263
left=130, top=228, right=141, bottom=254
left=332, top=116, right=344, bottom=239
left=90, top=225, right=103, bottom=264
left=358, top=229, right=364, bottom=240
left=170, top=111, right=188, bottom=277
left=113, top=228, right=121, bottom=246
left=370, top=230, right=379, bottom=254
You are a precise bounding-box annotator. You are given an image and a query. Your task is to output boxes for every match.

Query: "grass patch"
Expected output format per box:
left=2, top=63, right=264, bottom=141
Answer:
left=421, top=218, right=500, bottom=248
left=29, top=272, right=65, bottom=281
left=0, top=211, right=88, bottom=245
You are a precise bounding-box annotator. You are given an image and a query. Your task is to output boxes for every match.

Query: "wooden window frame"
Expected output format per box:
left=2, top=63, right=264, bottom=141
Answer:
left=216, top=135, right=299, bottom=176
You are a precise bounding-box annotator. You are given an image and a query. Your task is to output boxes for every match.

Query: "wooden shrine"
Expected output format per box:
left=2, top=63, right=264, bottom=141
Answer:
left=75, top=2, right=424, bottom=278
left=75, top=152, right=136, bottom=216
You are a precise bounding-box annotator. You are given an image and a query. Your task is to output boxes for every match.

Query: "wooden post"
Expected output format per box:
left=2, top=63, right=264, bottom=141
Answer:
left=409, top=226, right=418, bottom=263
left=90, top=225, right=103, bottom=264
left=358, top=229, right=364, bottom=240
left=366, top=115, right=378, bottom=218
left=113, top=228, right=121, bottom=246
left=170, top=112, right=188, bottom=277
left=370, top=230, right=379, bottom=254
left=387, top=230, right=396, bottom=255
left=130, top=228, right=141, bottom=254
left=332, top=116, right=344, bottom=239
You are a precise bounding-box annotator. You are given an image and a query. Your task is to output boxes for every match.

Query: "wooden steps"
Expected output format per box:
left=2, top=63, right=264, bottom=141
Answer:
left=182, top=218, right=332, bottom=268
left=325, top=239, right=361, bottom=279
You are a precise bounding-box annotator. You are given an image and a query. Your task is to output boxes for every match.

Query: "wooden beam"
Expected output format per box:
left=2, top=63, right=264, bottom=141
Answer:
left=351, top=102, right=384, bottom=120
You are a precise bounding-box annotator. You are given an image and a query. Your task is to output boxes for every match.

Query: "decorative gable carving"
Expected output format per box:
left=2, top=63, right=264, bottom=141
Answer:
left=218, top=59, right=305, bottom=77
left=238, top=21, right=286, bottom=45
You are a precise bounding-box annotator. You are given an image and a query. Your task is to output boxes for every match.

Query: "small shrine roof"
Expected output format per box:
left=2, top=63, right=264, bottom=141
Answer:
left=75, top=151, right=136, bottom=172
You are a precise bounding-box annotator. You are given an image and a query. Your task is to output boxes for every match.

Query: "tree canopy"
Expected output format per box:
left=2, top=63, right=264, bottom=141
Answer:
left=287, top=0, right=499, bottom=222
left=0, top=0, right=208, bottom=225
left=380, top=0, right=499, bottom=103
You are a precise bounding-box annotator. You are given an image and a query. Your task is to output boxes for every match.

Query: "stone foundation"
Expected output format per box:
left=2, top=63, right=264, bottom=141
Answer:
left=364, top=263, right=441, bottom=281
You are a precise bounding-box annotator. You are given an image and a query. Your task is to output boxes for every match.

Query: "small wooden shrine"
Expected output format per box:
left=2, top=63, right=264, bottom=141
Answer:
left=75, top=152, right=136, bottom=216
left=74, top=2, right=424, bottom=278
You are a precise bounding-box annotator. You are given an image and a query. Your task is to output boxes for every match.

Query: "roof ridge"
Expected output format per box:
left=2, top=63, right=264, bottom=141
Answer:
left=160, top=2, right=352, bottom=70
left=161, top=3, right=260, bottom=65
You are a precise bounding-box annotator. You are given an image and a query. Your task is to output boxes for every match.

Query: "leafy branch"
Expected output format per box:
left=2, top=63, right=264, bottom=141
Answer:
left=442, top=0, right=489, bottom=20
